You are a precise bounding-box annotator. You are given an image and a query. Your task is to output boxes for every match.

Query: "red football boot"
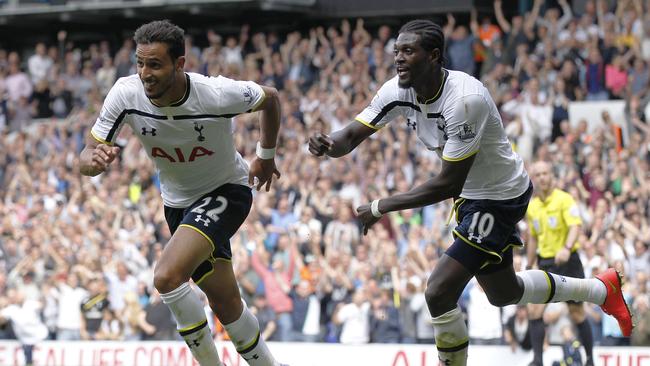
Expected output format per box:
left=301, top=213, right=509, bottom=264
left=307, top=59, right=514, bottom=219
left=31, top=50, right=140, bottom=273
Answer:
left=595, top=268, right=634, bottom=336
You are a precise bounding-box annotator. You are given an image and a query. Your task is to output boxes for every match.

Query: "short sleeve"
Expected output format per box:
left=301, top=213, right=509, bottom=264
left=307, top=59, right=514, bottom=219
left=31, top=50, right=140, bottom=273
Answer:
left=355, top=79, right=408, bottom=130
left=561, top=195, right=582, bottom=227
left=91, top=79, right=129, bottom=145
left=211, top=76, right=265, bottom=115
left=442, top=94, right=487, bottom=162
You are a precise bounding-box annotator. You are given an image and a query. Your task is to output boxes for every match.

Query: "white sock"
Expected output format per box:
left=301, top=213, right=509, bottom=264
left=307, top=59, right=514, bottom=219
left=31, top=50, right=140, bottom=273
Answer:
left=224, top=302, right=278, bottom=366
left=516, top=270, right=607, bottom=305
left=160, top=283, right=222, bottom=366
left=432, top=306, right=469, bottom=366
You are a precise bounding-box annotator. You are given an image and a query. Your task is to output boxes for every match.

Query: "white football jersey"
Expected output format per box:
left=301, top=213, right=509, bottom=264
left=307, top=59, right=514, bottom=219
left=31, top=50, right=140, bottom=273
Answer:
left=91, top=72, right=264, bottom=208
left=356, top=69, right=529, bottom=200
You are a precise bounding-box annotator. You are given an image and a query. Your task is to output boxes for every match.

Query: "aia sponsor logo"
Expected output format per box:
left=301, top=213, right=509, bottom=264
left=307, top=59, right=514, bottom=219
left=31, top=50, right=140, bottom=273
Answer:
left=151, top=146, right=214, bottom=162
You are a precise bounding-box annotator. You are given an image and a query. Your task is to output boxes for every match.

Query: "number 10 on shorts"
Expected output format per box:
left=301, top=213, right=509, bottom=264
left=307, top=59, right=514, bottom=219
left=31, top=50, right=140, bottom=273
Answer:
left=467, top=212, right=494, bottom=243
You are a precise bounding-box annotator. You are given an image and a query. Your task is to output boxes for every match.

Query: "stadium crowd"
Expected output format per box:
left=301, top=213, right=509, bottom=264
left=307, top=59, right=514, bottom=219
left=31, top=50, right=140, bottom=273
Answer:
left=0, top=0, right=648, bottom=351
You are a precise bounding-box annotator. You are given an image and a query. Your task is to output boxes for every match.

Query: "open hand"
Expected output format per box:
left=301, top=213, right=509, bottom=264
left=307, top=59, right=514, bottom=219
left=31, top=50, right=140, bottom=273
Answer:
left=356, top=203, right=381, bottom=235
left=248, top=157, right=281, bottom=191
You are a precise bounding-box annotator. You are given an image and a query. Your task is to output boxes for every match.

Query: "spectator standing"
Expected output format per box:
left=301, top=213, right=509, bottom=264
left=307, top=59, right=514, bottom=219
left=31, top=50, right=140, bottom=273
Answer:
left=105, top=262, right=138, bottom=313
left=504, top=305, right=532, bottom=353
left=252, top=242, right=296, bottom=342
left=0, top=288, right=48, bottom=366
left=333, top=288, right=370, bottom=345
left=54, top=272, right=87, bottom=341
left=140, top=289, right=176, bottom=341
left=369, top=289, right=401, bottom=343
left=290, top=279, right=321, bottom=342
left=27, top=43, right=53, bottom=84
left=250, top=295, right=278, bottom=341
left=80, top=278, right=110, bottom=340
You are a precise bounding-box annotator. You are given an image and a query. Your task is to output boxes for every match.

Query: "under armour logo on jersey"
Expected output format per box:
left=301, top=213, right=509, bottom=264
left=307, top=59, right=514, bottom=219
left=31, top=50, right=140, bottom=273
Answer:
left=439, top=358, right=451, bottom=366
left=194, top=215, right=211, bottom=227
left=141, top=127, right=157, bottom=136
left=406, top=119, right=417, bottom=130
left=243, top=354, right=260, bottom=361
left=194, top=122, right=205, bottom=142
left=185, top=339, right=201, bottom=348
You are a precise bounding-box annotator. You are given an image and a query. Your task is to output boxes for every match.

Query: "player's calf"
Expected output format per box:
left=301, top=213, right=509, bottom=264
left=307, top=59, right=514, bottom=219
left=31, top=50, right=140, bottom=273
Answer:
left=516, top=270, right=606, bottom=305
left=160, top=282, right=223, bottom=366
left=223, top=300, right=282, bottom=366
left=432, top=306, right=469, bottom=366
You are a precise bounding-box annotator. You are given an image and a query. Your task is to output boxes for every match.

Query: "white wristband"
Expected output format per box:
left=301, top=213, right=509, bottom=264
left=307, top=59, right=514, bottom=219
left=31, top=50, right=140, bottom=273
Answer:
left=370, top=199, right=383, bottom=218
left=256, top=142, right=276, bottom=159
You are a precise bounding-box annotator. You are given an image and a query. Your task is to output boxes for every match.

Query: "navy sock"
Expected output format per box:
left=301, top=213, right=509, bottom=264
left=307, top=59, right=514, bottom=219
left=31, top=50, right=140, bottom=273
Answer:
left=576, top=319, right=594, bottom=361
left=529, top=318, right=545, bottom=365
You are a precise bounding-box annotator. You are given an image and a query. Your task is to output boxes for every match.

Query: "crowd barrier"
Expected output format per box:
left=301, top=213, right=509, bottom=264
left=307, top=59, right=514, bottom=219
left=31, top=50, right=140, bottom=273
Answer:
left=0, top=341, right=647, bottom=366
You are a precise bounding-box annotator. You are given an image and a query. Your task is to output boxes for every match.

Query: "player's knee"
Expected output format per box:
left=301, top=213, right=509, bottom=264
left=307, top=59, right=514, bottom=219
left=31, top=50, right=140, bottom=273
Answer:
left=153, top=264, right=185, bottom=294
left=425, top=282, right=455, bottom=315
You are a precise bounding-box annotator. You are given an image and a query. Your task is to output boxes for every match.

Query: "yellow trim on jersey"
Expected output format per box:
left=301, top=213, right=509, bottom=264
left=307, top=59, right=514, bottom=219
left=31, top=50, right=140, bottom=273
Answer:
left=420, top=69, right=448, bottom=104
left=194, top=267, right=215, bottom=286
left=251, top=88, right=266, bottom=112
left=453, top=229, right=502, bottom=263
left=354, top=117, right=382, bottom=130
left=90, top=130, right=114, bottom=145
left=178, top=320, right=207, bottom=333
left=442, top=149, right=479, bottom=162
left=236, top=331, right=261, bottom=353
left=178, top=224, right=216, bottom=259
left=214, top=257, right=232, bottom=263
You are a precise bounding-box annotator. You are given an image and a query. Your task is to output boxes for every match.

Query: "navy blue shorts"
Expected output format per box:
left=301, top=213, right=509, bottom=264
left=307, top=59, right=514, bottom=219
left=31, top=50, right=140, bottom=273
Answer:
left=446, top=182, right=533, bottom=275
left=164, top=183, right=252, bottom=284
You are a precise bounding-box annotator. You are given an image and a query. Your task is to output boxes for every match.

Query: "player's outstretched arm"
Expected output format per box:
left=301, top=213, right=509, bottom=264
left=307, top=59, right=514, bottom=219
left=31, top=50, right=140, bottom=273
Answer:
left=256, top=85, right=281, bottom=155
left=356, top=155, right=475, bottom=234
left=308, top=121, right=376, bottom=158
left=248, top=85, right=281, bottom=191
left=79, top=133, right=121, bottom=177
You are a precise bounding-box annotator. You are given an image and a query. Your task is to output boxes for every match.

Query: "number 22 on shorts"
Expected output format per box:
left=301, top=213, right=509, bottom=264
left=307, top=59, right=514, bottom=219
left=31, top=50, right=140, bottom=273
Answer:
left=191, top=196, right=228, bottom=225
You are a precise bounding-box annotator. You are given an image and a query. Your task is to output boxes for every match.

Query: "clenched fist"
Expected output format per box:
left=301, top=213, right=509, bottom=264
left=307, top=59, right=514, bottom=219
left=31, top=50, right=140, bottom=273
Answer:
left=308, top=133, right=333, bottom=157
left=80, top=143, right=120, bottom=176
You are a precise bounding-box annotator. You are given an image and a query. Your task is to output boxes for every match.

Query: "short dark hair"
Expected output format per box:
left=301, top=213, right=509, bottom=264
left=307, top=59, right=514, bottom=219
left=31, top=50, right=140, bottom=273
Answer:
left=399, top=19, right=445, bottom=54
left=133, top=20, right=185, bottom=60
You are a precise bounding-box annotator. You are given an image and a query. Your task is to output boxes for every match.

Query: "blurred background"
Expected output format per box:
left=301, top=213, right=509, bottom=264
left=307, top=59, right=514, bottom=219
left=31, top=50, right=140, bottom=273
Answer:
left=0, top=0, right=648, bottom=365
